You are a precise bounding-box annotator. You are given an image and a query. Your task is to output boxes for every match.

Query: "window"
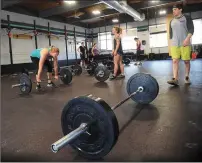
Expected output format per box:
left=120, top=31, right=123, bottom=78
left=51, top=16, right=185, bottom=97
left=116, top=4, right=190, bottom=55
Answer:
left=149, top=32, right=168, bottom=48
left=192, top=19, right=202, bottom=45
left=100, top=40, right=106, bottom=50
left=122, top=36, right=137, bottom=50
left=98, top=32, right=112, bottom=50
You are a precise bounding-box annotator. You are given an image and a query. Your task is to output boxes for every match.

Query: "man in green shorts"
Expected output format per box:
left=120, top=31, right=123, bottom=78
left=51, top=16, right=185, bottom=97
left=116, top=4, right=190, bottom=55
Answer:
left=167, top=4, right=194, bottom=86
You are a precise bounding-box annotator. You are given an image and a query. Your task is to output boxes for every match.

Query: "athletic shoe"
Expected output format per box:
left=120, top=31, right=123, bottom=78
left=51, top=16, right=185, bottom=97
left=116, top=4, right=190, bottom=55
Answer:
left=47, top=81, right=56, bottom=87
left=36, top=84, right=41, bottom=90
left=167, top=78, right=179, bottom=86
left=118, top=74, right=125, bottom=78
left=109, top=74, right=116, bottom=80
left=185, top=76, right=191, bottom=84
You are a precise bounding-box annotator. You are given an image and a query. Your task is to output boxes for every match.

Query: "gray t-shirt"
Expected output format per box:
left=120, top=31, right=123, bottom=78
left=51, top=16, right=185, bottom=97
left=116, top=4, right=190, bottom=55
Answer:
left=169, top=14, right=194, bottom=47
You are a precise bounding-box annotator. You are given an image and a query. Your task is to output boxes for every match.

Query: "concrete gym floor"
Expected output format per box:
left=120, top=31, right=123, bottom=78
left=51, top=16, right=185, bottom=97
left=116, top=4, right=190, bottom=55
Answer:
left=1, top=59, right=202, bottom=161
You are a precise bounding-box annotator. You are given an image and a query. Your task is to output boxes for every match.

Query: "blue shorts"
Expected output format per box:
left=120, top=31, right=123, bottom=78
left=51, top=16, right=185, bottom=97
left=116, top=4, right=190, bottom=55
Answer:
left=117, top=50, right=123, bottom=56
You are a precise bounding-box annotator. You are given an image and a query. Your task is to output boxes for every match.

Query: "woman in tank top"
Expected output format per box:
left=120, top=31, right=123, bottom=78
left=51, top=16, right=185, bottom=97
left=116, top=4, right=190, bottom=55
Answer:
left=30, top=46, right=59, bottom=90
left=92, top=43, right=99, bottom=61
left=110, top=26, right=125, bottom=80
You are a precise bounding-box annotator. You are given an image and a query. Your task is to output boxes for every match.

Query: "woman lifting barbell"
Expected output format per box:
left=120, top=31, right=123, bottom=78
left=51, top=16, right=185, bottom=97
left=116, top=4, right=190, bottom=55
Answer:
left=30, top=46, right=59, bottom=90
left=110, top=26, right=125, bottom=80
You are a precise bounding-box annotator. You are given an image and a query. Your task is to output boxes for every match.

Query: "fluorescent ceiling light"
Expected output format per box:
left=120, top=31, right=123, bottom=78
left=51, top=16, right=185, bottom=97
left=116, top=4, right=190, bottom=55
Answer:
left=151, top=0, right=159, bottom=3
left=64, top=1, right=76, bottom=5
left=92, top=10, right=101, bottom=15
left=112, top=19, right=119, bottom=23
left=159, top=10, right=167, bottom=15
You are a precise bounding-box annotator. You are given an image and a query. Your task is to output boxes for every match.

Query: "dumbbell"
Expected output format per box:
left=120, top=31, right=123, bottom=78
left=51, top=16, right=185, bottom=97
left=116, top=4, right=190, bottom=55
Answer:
left=51, top=73, right=159, bottom=160
left=11, top=68, right=72, bottom=95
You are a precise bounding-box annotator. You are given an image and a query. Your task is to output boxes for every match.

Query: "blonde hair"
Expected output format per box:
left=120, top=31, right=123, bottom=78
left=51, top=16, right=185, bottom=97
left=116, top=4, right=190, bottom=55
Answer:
left=50, top=45, right=59, bottom=53
left=113, top=26, right=122, bottom=34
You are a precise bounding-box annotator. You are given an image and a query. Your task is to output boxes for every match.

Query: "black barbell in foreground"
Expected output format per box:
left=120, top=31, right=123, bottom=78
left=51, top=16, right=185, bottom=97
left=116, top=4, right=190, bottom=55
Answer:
left=51, top=73, right=159, bottom=159
left=11, top=68, right=73, bottom=94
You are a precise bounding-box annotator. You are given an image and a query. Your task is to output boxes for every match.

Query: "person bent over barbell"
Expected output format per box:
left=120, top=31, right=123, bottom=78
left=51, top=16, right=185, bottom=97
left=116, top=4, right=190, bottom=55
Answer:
left=30, top=46, right=59, bottom=90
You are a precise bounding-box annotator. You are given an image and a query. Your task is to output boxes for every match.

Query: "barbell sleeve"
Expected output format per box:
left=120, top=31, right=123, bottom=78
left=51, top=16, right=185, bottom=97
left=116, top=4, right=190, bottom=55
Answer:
left=111, top=86, right=144, bottom=110
left=51, top=123, right=89, bottom=153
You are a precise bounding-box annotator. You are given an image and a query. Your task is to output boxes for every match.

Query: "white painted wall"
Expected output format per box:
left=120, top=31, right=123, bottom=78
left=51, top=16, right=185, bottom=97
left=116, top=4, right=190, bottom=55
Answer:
left=148, top=24, right=168, bottom=54
left=1, top=29, right=10, bottom=65
left=50, top=35, right=67, bottom=61
left=138, top=30, right=150, bottom=54
left=1, top=10, right=87, bottom=65
left=11, top=29, right=36, bottom=64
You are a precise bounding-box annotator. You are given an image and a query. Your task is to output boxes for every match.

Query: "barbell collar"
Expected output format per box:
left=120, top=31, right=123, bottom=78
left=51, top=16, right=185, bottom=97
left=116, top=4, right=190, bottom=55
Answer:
left=51, top=123, right=89, bottom=153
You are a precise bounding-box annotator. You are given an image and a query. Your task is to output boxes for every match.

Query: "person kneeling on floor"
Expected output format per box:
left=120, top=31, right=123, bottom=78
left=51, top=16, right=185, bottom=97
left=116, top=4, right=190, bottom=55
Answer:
left=30, top=46, right=59, bottom=90
left=167, top=4, right=194, bottom=86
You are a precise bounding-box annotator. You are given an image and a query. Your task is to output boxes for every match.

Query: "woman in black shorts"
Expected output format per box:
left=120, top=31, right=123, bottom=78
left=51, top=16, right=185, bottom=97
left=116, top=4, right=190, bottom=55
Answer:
left=77, top=42, right=86, bottom=67
left=30, top=46, right=59, bottom=90
left=110, top=26, right=125, bottom=80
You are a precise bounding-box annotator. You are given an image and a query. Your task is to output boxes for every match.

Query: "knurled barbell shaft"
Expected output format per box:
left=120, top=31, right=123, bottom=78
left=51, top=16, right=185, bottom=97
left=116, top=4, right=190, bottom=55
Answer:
left=51, top=123, right=89, bottom=153
left=11, top=83, right=24, bottom=88
left=111, top=86, right=144, bottom=110
left=33, top=76, right=64, bottom=83
left=85, top=68, right=92, bottom=71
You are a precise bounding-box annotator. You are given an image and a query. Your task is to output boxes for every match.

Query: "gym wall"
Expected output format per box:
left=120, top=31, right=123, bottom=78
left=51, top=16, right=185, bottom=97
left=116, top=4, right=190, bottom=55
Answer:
left=1, top=29, right=10, bottom=65
left=93, top=10, right=202, bottom=55
left=1, top=10, right=90, bottom=74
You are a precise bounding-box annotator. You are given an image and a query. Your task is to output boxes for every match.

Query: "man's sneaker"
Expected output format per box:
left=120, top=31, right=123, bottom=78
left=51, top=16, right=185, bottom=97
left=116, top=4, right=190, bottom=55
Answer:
left=36, top=84, right=41, bottom=90
left=167, top=78, right=179, bottom=86
left=109, top=74, right=116, bottom=80
left=185, top=76, right=191, bottom=84
left=118, top=74, right=125, bottom=78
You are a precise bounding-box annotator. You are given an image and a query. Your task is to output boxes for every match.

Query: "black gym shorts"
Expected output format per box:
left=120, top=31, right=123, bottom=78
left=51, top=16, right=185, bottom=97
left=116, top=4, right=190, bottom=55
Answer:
left=80, top=54, right=85, bottom=60
left=30, top=56, right=53, bottom=74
